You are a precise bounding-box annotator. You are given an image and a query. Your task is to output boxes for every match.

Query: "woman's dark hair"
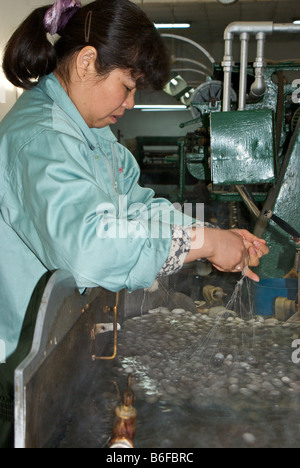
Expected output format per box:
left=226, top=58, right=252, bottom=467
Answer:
left=3, top=0, right=171, bottom=91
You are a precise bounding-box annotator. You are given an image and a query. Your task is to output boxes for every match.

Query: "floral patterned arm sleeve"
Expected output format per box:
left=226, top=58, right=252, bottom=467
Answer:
left=158, top=222, right=217, bottom=277
left=158, top=225, right=191, bottom=277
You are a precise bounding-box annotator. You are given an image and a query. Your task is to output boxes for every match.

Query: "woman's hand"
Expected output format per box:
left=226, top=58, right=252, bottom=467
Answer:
left=232, top=229, right=269, bottom=270
left=185, top=227, right=269, bottom=282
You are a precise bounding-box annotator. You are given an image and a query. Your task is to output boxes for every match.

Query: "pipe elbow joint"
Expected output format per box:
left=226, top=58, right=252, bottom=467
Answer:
left=249, top=77, right=266, bottom=100
left=224, top=21, right=274, bottom=40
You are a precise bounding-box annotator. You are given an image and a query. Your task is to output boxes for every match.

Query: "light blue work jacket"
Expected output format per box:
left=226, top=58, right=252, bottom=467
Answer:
left=0, top=73, right=193, bottom=359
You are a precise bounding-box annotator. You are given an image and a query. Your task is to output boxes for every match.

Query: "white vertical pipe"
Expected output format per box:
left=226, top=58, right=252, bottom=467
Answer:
left=222, top=36, right=234, bottom=112
left=249, top=32, right=266, bottom=100
left=238, top=32, right=250, bottom=111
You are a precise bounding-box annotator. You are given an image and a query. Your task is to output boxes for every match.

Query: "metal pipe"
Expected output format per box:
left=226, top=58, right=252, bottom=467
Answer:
left=273, top=23, right=300, bottom=33
left=172, top=57, right=212, bottom=75
left=222, top=37, right=234, bottom=111
left=224, top=22, right=273, bottom=39
left=222, top=22, right=300, bottom=111
left=92, top=291, right=120, bottom=361
left=249, top=32, right=266, bottom=101
left=171, top=68, right=208, bottom=79
left=161, top=34, right=215, bottom=65
left=224, top=22, right=300, bottom=41
left=238, top=32, right=250, bottom=110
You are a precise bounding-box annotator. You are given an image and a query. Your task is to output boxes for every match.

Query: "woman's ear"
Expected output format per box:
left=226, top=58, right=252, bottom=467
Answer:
left=76, top=46, right=98, bottom=79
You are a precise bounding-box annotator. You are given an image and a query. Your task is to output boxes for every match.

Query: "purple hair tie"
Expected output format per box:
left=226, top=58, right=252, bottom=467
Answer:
left=44, top=0, right=82, bottom=35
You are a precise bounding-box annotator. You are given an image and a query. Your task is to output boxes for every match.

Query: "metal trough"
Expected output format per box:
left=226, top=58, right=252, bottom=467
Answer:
left=14, top=270, right=169, bottom=448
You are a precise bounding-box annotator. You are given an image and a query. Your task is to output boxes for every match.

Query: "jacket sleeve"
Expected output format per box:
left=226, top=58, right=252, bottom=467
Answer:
left=7, top=131, right=195, bottom=292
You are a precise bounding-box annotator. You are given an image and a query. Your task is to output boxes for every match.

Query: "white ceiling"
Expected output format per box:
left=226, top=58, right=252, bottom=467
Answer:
left=133, top=0, right=300, bottom=45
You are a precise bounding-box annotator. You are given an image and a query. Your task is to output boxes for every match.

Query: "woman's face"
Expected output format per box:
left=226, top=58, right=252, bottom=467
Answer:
left=75, top=68, right=137, bottom=128
left=59, top=52, right=138, bottom=128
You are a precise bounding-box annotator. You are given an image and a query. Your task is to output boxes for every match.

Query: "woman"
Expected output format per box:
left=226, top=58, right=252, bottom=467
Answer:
left=0, top=0, right=268, bottom=446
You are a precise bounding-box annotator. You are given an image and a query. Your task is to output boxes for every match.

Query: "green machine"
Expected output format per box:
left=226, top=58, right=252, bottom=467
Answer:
left=180, top=22, right=300, bottom=280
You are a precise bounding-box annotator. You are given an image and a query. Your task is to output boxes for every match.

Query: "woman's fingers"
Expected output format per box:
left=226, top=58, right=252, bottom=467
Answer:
left=233, top=229, right=270, bottom=258
left=243, top=266, right=260, bottom=283
left=242, top=244, right=260, bottom=267
left=253, top=240, right=270, bottom=257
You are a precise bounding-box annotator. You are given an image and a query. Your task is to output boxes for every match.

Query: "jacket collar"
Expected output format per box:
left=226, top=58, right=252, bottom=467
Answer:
left=38, top=73, right=118, bottom=150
